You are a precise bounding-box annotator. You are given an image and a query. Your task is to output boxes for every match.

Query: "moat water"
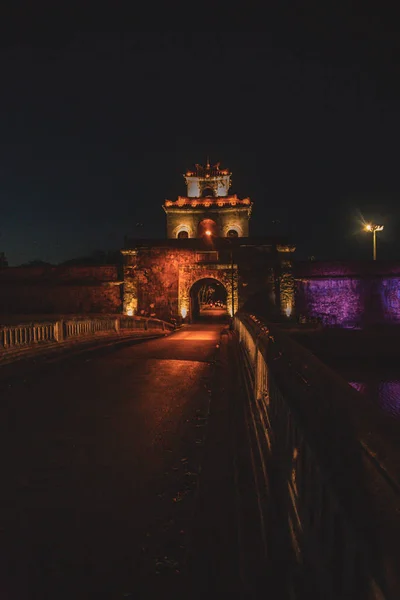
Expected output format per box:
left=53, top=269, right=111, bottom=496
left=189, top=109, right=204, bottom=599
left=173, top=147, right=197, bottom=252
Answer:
left=337, top=366, right=400, bottom=419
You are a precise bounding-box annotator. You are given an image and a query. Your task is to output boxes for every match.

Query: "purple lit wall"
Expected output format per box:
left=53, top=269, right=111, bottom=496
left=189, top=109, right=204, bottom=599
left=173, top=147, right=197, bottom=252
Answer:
left=296, top=276, right=400, bottom=327
left=378, top=279, right=400, bottom=323
left=349, top=380, right=400, bottom=419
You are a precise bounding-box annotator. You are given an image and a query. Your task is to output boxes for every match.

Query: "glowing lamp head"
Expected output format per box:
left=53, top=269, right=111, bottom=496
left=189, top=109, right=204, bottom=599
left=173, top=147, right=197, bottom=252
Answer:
left=364, top=223, right=384, bottom=232
left=205, top=230, right=212, bottom=237
left=285, top=305, right=292, bottom=318
left=126, top=308, right=133, bottom=316
left=181, top=307, right=187, bottom=319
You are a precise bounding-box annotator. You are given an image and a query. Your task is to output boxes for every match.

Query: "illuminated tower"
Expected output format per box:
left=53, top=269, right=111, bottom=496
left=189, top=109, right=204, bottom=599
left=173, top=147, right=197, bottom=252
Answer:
left=163, top=161, right=253, bottom=239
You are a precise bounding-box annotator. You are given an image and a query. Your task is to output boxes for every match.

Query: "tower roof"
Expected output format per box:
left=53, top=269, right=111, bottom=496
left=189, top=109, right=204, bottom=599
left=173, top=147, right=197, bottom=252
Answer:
left=185, top=161, right=230, bottom=179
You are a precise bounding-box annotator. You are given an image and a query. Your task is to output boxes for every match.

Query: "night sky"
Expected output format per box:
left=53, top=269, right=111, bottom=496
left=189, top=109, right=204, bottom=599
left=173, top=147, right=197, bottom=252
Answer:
left=1, top=8, right=400, bottom=265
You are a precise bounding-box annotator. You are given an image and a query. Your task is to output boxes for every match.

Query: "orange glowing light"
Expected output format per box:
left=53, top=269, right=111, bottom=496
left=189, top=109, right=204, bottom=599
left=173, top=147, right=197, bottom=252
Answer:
left=205, top=230, right=212, bottom=236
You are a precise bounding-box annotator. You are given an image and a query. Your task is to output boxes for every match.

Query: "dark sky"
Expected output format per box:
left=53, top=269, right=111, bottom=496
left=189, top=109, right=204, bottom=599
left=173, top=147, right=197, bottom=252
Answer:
left=1, top=7, right=400, bottom=265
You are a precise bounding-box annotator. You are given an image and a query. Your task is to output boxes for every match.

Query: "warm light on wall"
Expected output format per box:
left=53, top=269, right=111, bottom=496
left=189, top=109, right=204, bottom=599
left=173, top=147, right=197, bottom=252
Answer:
left=124, top=297, right=137, bottom=316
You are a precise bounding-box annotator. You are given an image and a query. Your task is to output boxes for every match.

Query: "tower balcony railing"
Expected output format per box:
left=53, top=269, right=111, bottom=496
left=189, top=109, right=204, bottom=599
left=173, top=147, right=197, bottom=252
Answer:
left=234, top=312, right=400, bottom=599
left=185, top=168, right=230, bottom=178
left=164, top=195, right=251, bottom=208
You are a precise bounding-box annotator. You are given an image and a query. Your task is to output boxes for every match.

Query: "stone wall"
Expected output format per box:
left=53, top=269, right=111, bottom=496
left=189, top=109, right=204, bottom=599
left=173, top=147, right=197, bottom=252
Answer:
left=123, top=244, right=293, bottom=322
left=295, top=261, right=400, bottom=327
left=135, top=247, right=184, bottom=320
left=0, top=265, right=122, bottom=314
left=295, top=260, right=400, bottom=278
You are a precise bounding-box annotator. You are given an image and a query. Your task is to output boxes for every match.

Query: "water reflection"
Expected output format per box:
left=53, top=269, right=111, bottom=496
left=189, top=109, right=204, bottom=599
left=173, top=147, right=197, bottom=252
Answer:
left=348, top=379, right=400, bottom=418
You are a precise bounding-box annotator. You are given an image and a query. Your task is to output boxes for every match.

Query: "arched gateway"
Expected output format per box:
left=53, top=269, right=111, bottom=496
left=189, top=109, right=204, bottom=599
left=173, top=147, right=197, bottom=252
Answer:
left=190, top=277, right=228, bottom=322
left=179, top=268, right=237, bottom=322
left=121, top=161, right=295, bottom=322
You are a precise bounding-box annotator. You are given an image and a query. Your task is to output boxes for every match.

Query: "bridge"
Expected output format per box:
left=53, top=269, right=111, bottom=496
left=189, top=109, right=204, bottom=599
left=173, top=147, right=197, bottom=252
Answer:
left=0, top=313, right=398, bottom=599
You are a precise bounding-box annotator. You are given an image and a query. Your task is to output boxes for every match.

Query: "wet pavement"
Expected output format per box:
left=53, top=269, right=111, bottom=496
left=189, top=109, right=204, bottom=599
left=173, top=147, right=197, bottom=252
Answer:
left=0, top=324, right=265, bottom=599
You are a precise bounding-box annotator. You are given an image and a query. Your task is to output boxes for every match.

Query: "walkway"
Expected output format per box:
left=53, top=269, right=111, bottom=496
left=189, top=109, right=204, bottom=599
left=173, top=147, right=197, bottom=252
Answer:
left=0, top=325, right=268, bottom=599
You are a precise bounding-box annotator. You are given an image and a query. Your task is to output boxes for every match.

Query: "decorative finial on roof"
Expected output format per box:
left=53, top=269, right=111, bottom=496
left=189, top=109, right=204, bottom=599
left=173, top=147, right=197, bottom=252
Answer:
left=206, top=156, right=210, bottom=169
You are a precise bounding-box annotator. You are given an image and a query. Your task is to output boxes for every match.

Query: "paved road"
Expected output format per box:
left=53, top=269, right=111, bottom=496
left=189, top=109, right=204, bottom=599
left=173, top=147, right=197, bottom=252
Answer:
left=0, top=324, right=266, bottom=599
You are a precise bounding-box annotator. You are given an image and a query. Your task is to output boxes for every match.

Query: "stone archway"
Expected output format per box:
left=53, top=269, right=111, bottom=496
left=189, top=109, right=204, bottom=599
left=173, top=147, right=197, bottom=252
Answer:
left=190, top=277, right=228, bottom=322
left=178, top=264, right=238, bottom=322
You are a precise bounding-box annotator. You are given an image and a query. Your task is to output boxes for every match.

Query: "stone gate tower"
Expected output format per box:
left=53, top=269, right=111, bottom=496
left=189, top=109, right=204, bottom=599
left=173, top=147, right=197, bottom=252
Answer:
left=163, top=160, right=253, bottom=239
left=122, top=160, right=295, bottom=322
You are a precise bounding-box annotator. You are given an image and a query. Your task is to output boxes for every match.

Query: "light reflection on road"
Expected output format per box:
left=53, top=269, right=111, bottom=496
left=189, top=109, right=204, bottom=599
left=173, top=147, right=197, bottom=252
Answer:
left=173, top=326, right=223, bottom=341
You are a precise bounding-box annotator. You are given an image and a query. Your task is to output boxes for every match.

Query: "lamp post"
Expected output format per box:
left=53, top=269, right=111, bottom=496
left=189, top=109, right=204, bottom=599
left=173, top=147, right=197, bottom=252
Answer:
left=364, top=223, right=384, bottom=261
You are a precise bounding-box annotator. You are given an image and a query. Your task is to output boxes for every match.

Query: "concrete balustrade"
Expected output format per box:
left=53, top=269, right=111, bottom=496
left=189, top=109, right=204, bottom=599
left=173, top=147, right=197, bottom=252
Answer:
left=234, top=312, right=400, bottom=600
left=0, top=315, right=175, bottom=355
left=1, top=322, right=57, bottom=350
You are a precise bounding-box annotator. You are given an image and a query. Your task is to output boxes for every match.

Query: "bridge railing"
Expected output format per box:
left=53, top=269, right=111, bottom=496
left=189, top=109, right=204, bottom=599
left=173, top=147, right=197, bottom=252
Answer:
left=1, top=322, right=58, bottom=349
left=119, top=316, right=175, bottom=332
left=234, top=312, right=400, bottom=600
left=0, top=315, right=175, bottom=354
left=63, top=317, right=118, bottom=339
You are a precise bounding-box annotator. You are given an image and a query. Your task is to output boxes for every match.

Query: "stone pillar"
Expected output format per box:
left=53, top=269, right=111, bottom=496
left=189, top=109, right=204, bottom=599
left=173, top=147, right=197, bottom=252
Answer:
left=278, top=259, right=295, bottom=318
left=225, top=265, right=238, bottom=317
left=121, top=249, right=139, bottom=316
left=54, top=320, right=64, bottom=342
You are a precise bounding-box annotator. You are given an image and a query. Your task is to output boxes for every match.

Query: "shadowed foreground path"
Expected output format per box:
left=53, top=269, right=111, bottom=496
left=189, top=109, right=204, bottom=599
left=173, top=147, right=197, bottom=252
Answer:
left=0, top=325, right=265, bottom=599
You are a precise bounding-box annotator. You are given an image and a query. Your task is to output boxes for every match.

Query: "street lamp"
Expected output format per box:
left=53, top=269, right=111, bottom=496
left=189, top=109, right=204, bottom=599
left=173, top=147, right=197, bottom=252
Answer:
left=364, top=223, right=384, bottom=261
